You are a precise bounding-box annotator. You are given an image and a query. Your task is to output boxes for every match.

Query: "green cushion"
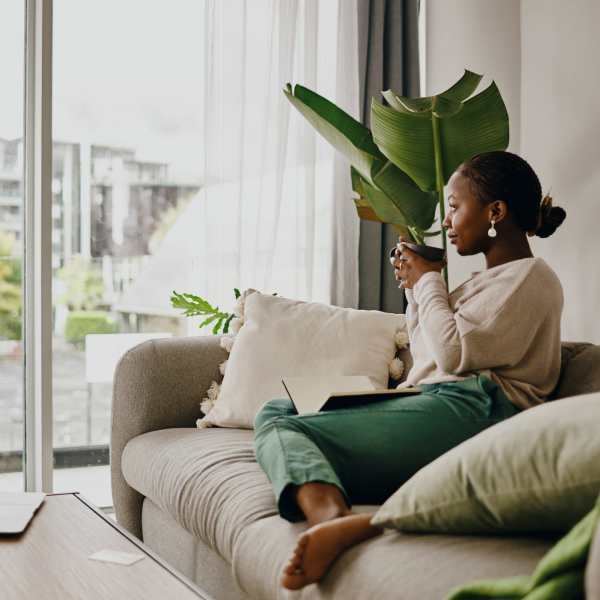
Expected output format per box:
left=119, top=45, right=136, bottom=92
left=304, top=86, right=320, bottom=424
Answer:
left=372, top=393, right=600, bottom=534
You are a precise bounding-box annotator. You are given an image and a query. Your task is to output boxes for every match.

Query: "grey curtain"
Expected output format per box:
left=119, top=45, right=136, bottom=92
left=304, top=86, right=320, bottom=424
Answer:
left=357, top=0, right=420, bottom=312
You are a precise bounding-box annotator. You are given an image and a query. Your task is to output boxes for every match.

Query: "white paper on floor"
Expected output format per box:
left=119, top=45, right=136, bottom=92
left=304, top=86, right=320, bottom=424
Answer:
left=88, top=549, right=145, bottom=566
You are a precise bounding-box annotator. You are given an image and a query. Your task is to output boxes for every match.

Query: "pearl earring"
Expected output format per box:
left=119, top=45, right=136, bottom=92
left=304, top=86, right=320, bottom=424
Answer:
left=487, top=219, right=497, bottom=238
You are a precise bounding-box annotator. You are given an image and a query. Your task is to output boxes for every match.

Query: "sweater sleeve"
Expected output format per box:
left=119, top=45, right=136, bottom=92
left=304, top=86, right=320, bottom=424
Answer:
left=404, top=288, right=419, bottom=338
left=411, top=270, right=544, bottom=375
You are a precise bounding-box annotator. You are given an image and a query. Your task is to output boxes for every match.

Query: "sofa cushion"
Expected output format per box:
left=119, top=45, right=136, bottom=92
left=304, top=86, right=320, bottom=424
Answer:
left=371, top=393, right=600, bottom=534
left=233, top=514, right=556, bottom=600
left=123, top=428, right=559, bottom=600
left=552, top=342, right=600, bottom=399
left=121, top=428, right=278, bottom=562
left=199, top=291, right=405, bottom=428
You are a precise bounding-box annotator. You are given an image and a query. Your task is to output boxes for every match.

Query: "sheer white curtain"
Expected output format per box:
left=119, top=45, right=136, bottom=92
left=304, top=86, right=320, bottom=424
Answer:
left=195, top=0, right=360, bottom=311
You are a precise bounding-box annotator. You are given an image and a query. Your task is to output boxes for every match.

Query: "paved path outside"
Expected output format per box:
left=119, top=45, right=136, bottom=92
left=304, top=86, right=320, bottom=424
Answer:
left=0, top=338, right=112, bottom=453
left=0, top=338, right=113, bottom=508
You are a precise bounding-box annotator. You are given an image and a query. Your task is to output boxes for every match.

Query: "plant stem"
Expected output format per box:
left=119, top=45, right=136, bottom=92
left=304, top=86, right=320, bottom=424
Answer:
left=431, top=113, right=449, bottom=289
left=408, top=226, right=424, bottom=246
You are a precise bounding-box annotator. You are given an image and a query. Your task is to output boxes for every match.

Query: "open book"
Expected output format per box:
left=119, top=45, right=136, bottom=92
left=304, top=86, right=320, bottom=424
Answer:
left=282, top=375, right=422, bottom=415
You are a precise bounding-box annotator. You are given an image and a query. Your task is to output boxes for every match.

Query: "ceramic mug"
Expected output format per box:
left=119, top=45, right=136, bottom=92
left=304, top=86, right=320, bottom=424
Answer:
left=389, top=243, right=446, bottom=265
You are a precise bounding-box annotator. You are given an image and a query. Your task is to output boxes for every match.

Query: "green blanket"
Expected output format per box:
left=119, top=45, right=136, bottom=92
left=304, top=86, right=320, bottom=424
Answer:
left=446, top=494, right=600, bottom=600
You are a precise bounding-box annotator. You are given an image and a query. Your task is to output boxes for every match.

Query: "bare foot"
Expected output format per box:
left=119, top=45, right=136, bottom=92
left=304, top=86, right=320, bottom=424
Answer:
left=281, top=513, right=381, bottom=590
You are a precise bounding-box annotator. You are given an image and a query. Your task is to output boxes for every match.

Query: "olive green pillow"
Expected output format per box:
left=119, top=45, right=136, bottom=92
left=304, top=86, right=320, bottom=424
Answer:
left=372, top=393, right=600, bottom=534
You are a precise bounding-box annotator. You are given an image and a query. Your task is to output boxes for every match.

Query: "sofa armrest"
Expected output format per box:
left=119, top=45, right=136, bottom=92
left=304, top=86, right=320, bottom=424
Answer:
left=111, top=335, right=227, bottom=539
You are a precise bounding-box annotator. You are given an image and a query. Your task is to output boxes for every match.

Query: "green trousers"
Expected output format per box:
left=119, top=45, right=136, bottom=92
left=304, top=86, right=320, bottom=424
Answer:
left=254, top=375, right=520, bottom=522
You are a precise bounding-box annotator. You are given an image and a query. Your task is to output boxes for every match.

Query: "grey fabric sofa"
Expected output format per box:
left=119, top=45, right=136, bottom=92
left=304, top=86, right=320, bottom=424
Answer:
left=111, top=336, right=600, bottom=600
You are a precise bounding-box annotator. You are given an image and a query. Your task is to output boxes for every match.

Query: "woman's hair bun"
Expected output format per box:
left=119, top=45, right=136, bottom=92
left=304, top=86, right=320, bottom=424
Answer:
left=536, top=195, right=567, bottom=238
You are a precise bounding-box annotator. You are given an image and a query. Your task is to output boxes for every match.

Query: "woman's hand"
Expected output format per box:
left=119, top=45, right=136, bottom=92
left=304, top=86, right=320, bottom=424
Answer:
left=392, top=237, right=446, bottom=289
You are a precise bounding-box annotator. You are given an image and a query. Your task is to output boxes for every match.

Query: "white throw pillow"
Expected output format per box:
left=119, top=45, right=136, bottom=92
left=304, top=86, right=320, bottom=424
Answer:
left=198, top=292, right=406, bottom=429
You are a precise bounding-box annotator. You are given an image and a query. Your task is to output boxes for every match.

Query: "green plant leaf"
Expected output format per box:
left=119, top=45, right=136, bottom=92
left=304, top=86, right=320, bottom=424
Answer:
left=431, top=95, right=462, bottom=118
left=351, top=171, right=382, bottom=223
left=438, top=69, right=483, bottom=102
left=284, top=83, right=384, bottom=185
left=199, top=313, right=220, bottom=329
left=353, top=197, right=382, bottom=223
left=371, top=80, right=509, bottom=192
left=233, top=288, right=241, bottom=299
left=222, top=313, right=234, bottom=333
left=212, top=316, right=225, bottom=335
left=381, top=91, right=433, bottom=114
left=285, top=69, right=507, bottom=273
left=287, top=85, right=439, bottom=232
left=170, top=290, right=215, bottom=315
left=438, top=81, right=510, bottom=181
left=352, top=168, right=423, bottom=243
left=357, top=175, right=409, bottom=225
left=353, top=166, right=438, bottom=240
left=381, top=70, right=483, bottom=115
left=371, top=100, right=436, bottom=191
left=370, top=162, right=438, bottom=230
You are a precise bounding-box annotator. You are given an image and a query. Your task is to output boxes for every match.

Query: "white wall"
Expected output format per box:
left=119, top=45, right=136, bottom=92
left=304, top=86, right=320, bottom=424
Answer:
left=425, top=0, right=600, bottom=342
left=521, top=0, right=600, bottom=343
left=425, top=0, right=522, bottom=290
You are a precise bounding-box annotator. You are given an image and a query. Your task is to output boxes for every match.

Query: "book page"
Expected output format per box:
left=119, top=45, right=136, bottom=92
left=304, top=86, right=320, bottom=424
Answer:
left=282, top=375, right=376, bottom=414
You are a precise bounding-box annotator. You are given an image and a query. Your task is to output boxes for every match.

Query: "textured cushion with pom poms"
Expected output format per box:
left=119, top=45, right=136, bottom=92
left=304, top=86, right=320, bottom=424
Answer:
left=197, top=291, right=407, bottom=429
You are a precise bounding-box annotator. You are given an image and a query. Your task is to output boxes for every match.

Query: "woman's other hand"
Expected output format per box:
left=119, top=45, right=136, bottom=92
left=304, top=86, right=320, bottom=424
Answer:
left=392, top=237, right=446, bottom=289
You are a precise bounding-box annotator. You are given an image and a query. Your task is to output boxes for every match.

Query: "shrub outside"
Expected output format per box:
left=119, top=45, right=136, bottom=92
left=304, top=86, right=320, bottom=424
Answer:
left=64, top=311, right=119, bottom=348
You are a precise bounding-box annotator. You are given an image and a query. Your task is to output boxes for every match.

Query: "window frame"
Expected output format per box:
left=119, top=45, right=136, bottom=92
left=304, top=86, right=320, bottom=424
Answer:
left=23, top=0, right=54, bottom=492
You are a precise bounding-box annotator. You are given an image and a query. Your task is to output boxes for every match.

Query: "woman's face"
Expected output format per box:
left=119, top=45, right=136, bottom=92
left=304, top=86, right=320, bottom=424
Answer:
left=442, top=171, right=491, bottom=255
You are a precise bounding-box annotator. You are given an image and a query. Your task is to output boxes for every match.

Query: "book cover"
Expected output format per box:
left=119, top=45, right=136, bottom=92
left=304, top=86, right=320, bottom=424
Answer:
left=282, top=375, right=421, bottom=415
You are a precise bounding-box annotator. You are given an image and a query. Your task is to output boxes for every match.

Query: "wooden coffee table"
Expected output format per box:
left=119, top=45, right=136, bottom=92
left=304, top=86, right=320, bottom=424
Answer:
left=0, top=492, right=212, bottom=599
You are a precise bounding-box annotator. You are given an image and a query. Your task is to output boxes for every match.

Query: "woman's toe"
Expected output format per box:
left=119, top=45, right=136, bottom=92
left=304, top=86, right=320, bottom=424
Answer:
left=281, top=573, right=306, bottom=591
left=298, top=533, right=309, bottom=546
left=284, top=560, right=299, bottom=575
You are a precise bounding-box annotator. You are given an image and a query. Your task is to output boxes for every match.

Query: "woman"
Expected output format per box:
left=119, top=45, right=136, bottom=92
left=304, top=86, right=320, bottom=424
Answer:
left=253, top=151, right=567, bottom=590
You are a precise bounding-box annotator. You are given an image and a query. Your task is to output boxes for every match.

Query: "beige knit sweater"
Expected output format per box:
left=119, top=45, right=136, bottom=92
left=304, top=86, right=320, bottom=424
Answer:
left=398, top=257, right=564, bottom=410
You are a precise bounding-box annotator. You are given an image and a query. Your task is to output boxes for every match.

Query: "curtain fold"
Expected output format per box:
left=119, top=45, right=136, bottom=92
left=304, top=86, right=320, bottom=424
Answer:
left=192, top=0, right=360, bottom=311
left=330, top=0, right=361, bottom=307
left=357, top=0, right=420, bottom=312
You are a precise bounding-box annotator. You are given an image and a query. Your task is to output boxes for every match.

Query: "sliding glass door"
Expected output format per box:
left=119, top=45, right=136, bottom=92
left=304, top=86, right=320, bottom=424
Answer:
left=2, top=0, right=352, bottom=508
left=0, top=0, right=205, bottom=506
left=0, top=1, right=25, bottom=493
left=51, top=0, right=203, bottom=508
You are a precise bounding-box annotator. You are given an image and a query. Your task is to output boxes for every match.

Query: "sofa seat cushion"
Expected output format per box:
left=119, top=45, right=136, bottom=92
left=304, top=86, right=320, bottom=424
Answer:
left=124, top=429, right=559, bottom=599
left=121, top=428, right=278, bottom=562
left=233, top=516, right=558, bottom=600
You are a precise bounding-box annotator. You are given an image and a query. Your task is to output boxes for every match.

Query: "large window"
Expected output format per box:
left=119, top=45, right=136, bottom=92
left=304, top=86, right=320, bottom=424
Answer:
left=50, top=0, right=203, bottom=507
left=0, top=0, right=357, bottom=508
left=0, top=1, right=25, bottom=493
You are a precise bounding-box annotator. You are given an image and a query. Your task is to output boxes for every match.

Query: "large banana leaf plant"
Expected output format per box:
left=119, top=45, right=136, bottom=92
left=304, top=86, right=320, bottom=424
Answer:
left=284, top=70, right=509, bottom=287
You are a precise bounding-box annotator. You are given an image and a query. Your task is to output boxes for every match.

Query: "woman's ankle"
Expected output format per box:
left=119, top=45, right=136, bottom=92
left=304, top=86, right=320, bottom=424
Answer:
left=294, top=482, right=350, bottom=525
left=306, top=504, right=352, bottom=527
